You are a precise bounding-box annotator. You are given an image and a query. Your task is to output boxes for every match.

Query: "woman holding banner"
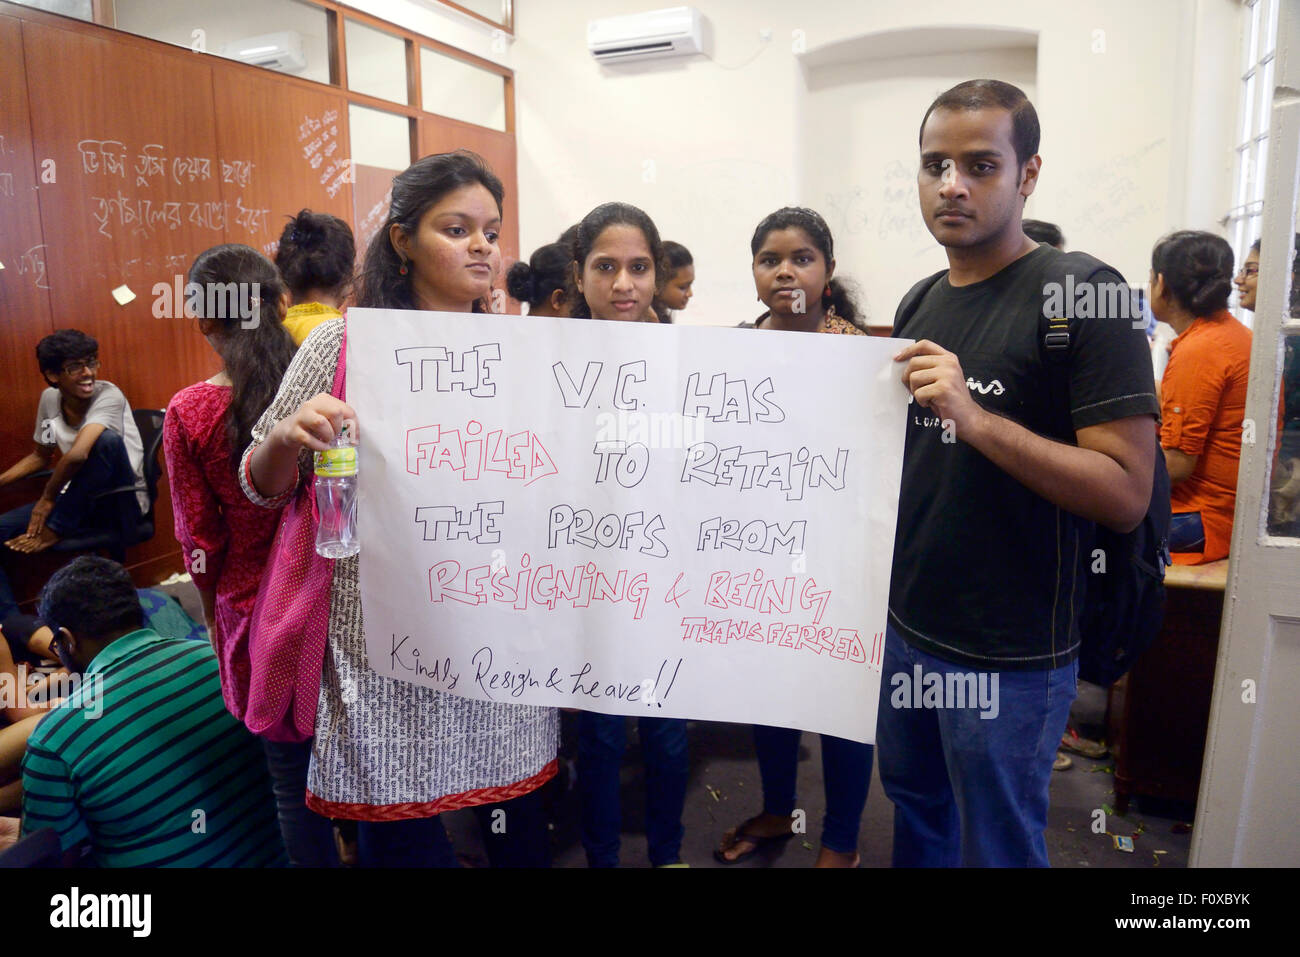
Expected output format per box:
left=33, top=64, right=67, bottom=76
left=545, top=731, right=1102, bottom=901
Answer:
left=240, top=150, right=557, bottom=868
left=568, top=202, right=692, bottom=868
left=716, top=207, right=873, bottom=868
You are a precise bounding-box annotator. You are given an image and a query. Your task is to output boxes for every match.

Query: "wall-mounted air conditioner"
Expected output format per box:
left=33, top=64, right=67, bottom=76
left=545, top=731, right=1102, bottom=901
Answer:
left=588, top=7, right=704, bottom=64
left=222, top=31, right=307, bottom=74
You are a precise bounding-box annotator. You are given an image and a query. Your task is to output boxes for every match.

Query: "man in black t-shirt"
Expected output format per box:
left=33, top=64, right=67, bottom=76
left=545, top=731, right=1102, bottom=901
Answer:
left=881, top=80, right=1157, bottom=867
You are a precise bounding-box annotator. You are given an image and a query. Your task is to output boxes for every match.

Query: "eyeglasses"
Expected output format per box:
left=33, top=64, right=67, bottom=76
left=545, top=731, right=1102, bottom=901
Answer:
left=1238, top=265, right=1260, bottom=278
left=61, top=358, right=101, bottom=375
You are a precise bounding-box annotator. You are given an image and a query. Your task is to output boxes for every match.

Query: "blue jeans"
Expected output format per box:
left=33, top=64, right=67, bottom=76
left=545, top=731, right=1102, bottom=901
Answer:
left=876, top=624, right=1076, bottom=867
left=351, top=787, right=551, bottom=868
left=356, top=817, right=459, bottom=868
left=0, top=429, right=140, bottom=620
left=470, top=787, right=552, bottom=867
left=752, top=725, right=873, bottom=854
left=262, top=738, right=340, bottom=868
left=1170, top=511, right=1205, bottom=553
left=577, top=713, right=688, bottom=867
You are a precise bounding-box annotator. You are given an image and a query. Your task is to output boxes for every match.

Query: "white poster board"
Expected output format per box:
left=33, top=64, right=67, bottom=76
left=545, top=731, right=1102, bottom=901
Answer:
left=349, top=308, right=910, bottom=743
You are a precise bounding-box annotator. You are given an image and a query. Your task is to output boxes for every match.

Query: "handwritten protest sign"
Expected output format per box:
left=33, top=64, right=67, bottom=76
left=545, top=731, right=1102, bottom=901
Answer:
left=349, top=308, right=911, bottom=743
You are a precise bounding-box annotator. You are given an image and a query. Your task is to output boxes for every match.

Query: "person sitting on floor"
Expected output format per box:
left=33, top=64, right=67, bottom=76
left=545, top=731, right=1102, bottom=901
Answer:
left=0, top=330, right=147, bottom=620
left=19, top=555, right=286, bottom=867
left=0, top=618, right=60, bottom=816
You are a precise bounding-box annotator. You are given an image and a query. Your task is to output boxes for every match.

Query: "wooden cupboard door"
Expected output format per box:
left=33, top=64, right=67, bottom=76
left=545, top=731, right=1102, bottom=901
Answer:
left=213, top=69, right=355, bottom=258
left=0, top=14, right=56, bottom=466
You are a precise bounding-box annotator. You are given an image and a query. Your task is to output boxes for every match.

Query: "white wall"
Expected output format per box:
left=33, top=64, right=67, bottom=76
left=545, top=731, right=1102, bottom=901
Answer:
left=509, top=0, right=1243, bottom=326
left=800, top=43, right=1036, bottom=324
left=101, top=0, right=1247, bottom=325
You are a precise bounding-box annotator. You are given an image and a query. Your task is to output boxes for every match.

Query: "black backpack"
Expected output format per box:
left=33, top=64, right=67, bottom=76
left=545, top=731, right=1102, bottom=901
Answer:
left=893, top=252, right=1170, bottom=686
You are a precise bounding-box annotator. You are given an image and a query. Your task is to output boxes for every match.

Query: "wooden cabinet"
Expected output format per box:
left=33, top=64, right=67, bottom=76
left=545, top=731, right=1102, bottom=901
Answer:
left=1107, top=561, right=1228, bottom=812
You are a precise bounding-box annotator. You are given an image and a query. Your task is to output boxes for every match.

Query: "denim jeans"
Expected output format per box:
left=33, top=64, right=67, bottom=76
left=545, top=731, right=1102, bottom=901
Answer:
left=1170, top=511, right=1206, bottom=553
left=351, top=787, right=551, bottom=868
left=0, top=429, right=140, bottom=620
left=356, top=816, right=459, bottom=868
left=470, top=786, right=552, bottom=868
left=752, top=724, right=873, bottom=854
left=876, top=624, right=1076, bottom=867
left=261, top=738, right=340, bottom=868
left=577, top=712, right=688, bottom=867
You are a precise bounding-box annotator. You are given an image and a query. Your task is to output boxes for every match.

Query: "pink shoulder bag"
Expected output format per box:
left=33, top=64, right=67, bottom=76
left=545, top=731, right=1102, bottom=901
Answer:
left=245, top=326, right=346, bottom=742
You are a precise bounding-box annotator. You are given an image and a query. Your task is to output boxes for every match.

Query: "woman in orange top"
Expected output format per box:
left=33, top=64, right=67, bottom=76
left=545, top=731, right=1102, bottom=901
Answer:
left=1150, top=231, right=1251, bottom=564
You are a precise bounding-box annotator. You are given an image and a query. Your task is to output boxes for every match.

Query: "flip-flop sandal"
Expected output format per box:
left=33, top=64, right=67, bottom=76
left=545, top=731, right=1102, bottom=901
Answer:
left=1060, top=730, right=1108, bottom=759
left=713, top=818, right=795, bottom=865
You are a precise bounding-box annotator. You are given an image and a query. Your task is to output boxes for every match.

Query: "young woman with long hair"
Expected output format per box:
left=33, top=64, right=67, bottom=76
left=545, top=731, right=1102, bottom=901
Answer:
left=568, top=202, right=691, bottom=867
left=240, top=151, right=556, bottom=868
left=162, top=244, right=321, bottom=862
left=716, top=207, right=873, bottom=868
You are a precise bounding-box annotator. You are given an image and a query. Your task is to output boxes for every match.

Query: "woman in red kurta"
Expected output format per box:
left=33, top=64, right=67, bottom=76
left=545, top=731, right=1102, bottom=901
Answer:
left=164, top=246, right=296, bottom=711
left=166, top=383, right=282, bottom=712
left=162, top=244, right=328, bottom=864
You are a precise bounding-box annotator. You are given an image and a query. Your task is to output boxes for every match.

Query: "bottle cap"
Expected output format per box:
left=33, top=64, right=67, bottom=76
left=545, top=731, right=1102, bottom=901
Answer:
left=315, top=446, right=358, bottom=477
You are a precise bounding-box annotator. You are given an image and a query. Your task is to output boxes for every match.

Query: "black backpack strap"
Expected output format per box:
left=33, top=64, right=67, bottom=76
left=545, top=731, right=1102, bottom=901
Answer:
left=1038, top=249, right=1117, bottom=436
left=893, top=269, right=947, bottom=338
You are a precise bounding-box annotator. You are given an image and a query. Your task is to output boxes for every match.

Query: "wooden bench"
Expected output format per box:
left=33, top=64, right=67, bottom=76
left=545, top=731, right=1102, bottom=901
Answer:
left=1106, top=559, right=1229, bottom=813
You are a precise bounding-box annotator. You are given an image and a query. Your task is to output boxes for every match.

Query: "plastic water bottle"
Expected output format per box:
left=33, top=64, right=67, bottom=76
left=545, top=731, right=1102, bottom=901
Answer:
left=314, top=426, right=359, bottom=558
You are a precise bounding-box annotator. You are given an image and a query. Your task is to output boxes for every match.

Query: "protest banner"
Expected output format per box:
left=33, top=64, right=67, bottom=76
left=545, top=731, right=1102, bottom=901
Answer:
left=349, top=308, right=911, bottom=743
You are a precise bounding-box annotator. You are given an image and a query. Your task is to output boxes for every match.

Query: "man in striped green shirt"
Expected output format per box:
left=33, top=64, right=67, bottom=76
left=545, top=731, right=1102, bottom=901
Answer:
left=21, top=556, right=286, bottom=866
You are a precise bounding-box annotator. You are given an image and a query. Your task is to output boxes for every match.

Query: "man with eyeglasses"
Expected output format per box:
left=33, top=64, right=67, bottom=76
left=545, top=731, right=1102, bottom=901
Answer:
left=0, top=330, right=145, bottom=623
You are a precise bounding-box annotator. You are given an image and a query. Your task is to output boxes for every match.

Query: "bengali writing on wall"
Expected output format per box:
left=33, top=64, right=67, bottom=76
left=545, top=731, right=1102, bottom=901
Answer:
left=351, top=310, right=911, bottom=743
left=79, top=138, right=265, bottom=237
left=71, top=121, right=353, bottom=272
left=297, top=109, right=353, bottom=200
left=0, top=132, right=49, bottom=290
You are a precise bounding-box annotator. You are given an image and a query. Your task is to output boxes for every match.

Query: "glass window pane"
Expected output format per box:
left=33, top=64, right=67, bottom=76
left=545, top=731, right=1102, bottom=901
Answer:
left=1242, top=143, right=1259, bottom=207
left=1254, top=57, right=1274, bottom=140
left=346, top=20, right=409, bottom=105
left=1248, top=0, right=1262, bottom=66
left=420, top=47, right=506, bottom=132
left=1265, top=0, right=1280, bottom=57
left=8, top=0, right=91, bottom=21
left=1235, top=148, right=1252, bottom=213
left=1240, top=2, right=1256, bottom=73
left=1268, top=333, right=1300, bottom=538
left=112, top=0, right=331, bottom=86
left=1241, top=72, right=1256, bottom=145
left=453, top=0, right=508, bottom=25
left=1254, top=135, right=1270, bottom=206
left=349, top=104, right=410, bottom=171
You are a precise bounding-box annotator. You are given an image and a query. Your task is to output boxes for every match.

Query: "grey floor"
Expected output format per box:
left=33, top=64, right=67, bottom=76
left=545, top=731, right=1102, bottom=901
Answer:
left=162, top=579, right=1195, bottom=868
left=445, top=687, right=1195, bottom=868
